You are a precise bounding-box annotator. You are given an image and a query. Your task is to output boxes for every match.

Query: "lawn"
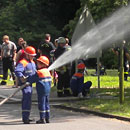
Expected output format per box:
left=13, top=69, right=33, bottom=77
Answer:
left=85, top=69, right=130, bottom=88
left=65, top=69, right=130, bottom=118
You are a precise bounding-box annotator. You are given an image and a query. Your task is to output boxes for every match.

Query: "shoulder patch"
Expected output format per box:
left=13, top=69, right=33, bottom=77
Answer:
left=30, top=60, right=35, bottom=63
left=74, top=73, right=83, bottom=78
left=20, top=59, right=28, bottom=67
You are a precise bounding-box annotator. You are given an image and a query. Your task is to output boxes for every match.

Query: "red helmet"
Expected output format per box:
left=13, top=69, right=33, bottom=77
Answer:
left=37, top=56, right=49, bottom=66
left=77, top=63, right=85, bottom=69
left=25, top=46, right=36, bottom=56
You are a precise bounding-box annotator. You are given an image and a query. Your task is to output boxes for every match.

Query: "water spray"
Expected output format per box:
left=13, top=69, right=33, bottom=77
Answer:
left=49, top=5, right=130, bottom=71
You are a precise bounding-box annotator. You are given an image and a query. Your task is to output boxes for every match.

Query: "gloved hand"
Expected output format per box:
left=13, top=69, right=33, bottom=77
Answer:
left=78, top=92, right=83, bottom=98
left=21, top=82, right=30, bottom=89
left=20, top=76, right=28, bottom=83
left=25, top=82, right=30, bottom=87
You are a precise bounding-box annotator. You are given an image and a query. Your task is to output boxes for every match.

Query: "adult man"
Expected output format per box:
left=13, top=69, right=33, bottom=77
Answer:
left=112, top=41, right=130, bottom=81
left=17, top=37, right=25, bottom=53
left=0, top=35, right=17, bottom=85
left=54, top=37, right=72, bottom=97
left=15, top=46, right=36, bottom=124
left=38, top=33, right=55, bottom=62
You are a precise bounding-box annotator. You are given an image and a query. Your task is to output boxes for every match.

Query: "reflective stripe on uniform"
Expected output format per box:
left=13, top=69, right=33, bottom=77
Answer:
left=64, top=88, right=70, bottom=91
left=57, top=89, right=63, bottom=92
left=42, top=78, right=52, bottom=82
left=22, top=110, right=30, bottom=112
left=39, top=110, right=46, bottom=113
left=118, top=72, right=129, bottom=75
left=2, top=80, right=7, bottom=82
left=46, top=110, right=50, bottom=112
left=124, top=72, right=129, bottom=74
left=39, top=110, right=50, bottom=113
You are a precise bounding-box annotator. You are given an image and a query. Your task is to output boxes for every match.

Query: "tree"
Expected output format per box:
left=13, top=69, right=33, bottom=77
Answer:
left=64, top=0, right=129, bottom=68
left=0, top=0, right=80, bottom=46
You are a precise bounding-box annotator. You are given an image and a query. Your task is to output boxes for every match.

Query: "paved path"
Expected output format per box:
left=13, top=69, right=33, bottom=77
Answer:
left=0, top=85, right=84, bottom=103
left=0, top=85, right=130, bottom=130
left=0, top=104, right=130, bottom=130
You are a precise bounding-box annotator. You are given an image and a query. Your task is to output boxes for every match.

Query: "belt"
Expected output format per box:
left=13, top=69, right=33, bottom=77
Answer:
left=3, top=56, right=13, bottom=58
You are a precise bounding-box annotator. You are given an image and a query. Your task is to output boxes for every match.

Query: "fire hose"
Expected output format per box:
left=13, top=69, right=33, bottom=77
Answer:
left=0, top=82, right=30, bottom=106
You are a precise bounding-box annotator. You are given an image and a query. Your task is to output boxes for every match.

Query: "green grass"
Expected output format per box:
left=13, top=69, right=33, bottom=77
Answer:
left=65, top=98, right=130, bottom=117
left=65, top=69, right=130, bottom=118
left=85, top=69, right=130, bottom=88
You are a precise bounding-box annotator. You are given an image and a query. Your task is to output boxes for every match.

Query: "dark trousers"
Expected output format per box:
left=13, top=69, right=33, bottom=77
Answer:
left=124, top=64, right=129, bottom=80
left=57, top=71, right=70, bottom=95
left=73, top=81, right=92, bottom=97
left=2, top=57, right=15, bottom=82
left=22, top=86, right=32, bottom=120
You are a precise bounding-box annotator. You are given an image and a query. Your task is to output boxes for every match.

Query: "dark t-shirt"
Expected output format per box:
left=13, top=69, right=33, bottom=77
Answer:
left=17, top=45, right=22, bottom=53
left=38, top=41, right=55, bottom=59
left=54, top=45, right=71, bottom=59
left=54, top=46, right=66, bottom=59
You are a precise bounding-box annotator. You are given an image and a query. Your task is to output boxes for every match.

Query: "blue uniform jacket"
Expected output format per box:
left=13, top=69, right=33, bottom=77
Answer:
left=70, top=72, right=84, bottom=93
left=28, top=68, right=52, bottom=96
left=15, top=58, right=36, bottom=85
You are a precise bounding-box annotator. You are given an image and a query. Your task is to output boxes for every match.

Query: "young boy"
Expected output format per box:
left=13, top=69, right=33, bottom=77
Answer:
left=70, top=63, right=92, bottom=97
left=28, top=56, right=52, bottom=124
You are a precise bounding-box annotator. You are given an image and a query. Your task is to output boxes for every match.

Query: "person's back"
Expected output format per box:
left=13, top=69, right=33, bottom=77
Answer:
left=36, top=68, right=51, bottom=95
left=54, top=46, right=66, bottom=59
left=70, top=63, right=92, bottom=97
left=70, top=72, right=84, bottom=96
left=27, top=56, right=51, bottom=124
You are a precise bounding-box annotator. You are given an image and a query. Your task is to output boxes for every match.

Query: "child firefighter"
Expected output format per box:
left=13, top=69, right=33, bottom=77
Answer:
left=70, top=62, right=92, bottom=98
left=28, top=56, right=52, bottom=124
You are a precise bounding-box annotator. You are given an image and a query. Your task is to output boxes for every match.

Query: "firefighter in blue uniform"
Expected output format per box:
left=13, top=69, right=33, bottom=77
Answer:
left=54, top=37, right=71, bottom=97
left=70, top=63, right=92, bottom=97
left=15, top=46, right=36, bottom=124
left=28, top=56, right=51, bottom=124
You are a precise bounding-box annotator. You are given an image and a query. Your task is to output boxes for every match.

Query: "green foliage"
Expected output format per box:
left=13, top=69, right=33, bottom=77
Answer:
left=0, top=0, right=80, bottom=45
left=64, top=0, right=130, bottom=68
left=64, top=0, right=127, bottom=39
left=101, top=49, right=118, bottom=69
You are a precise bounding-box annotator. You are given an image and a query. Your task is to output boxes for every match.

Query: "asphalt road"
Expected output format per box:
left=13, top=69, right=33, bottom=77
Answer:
left=0, top=86, right=130, bottom=130
left=0, top=103, right=130, bottom=130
